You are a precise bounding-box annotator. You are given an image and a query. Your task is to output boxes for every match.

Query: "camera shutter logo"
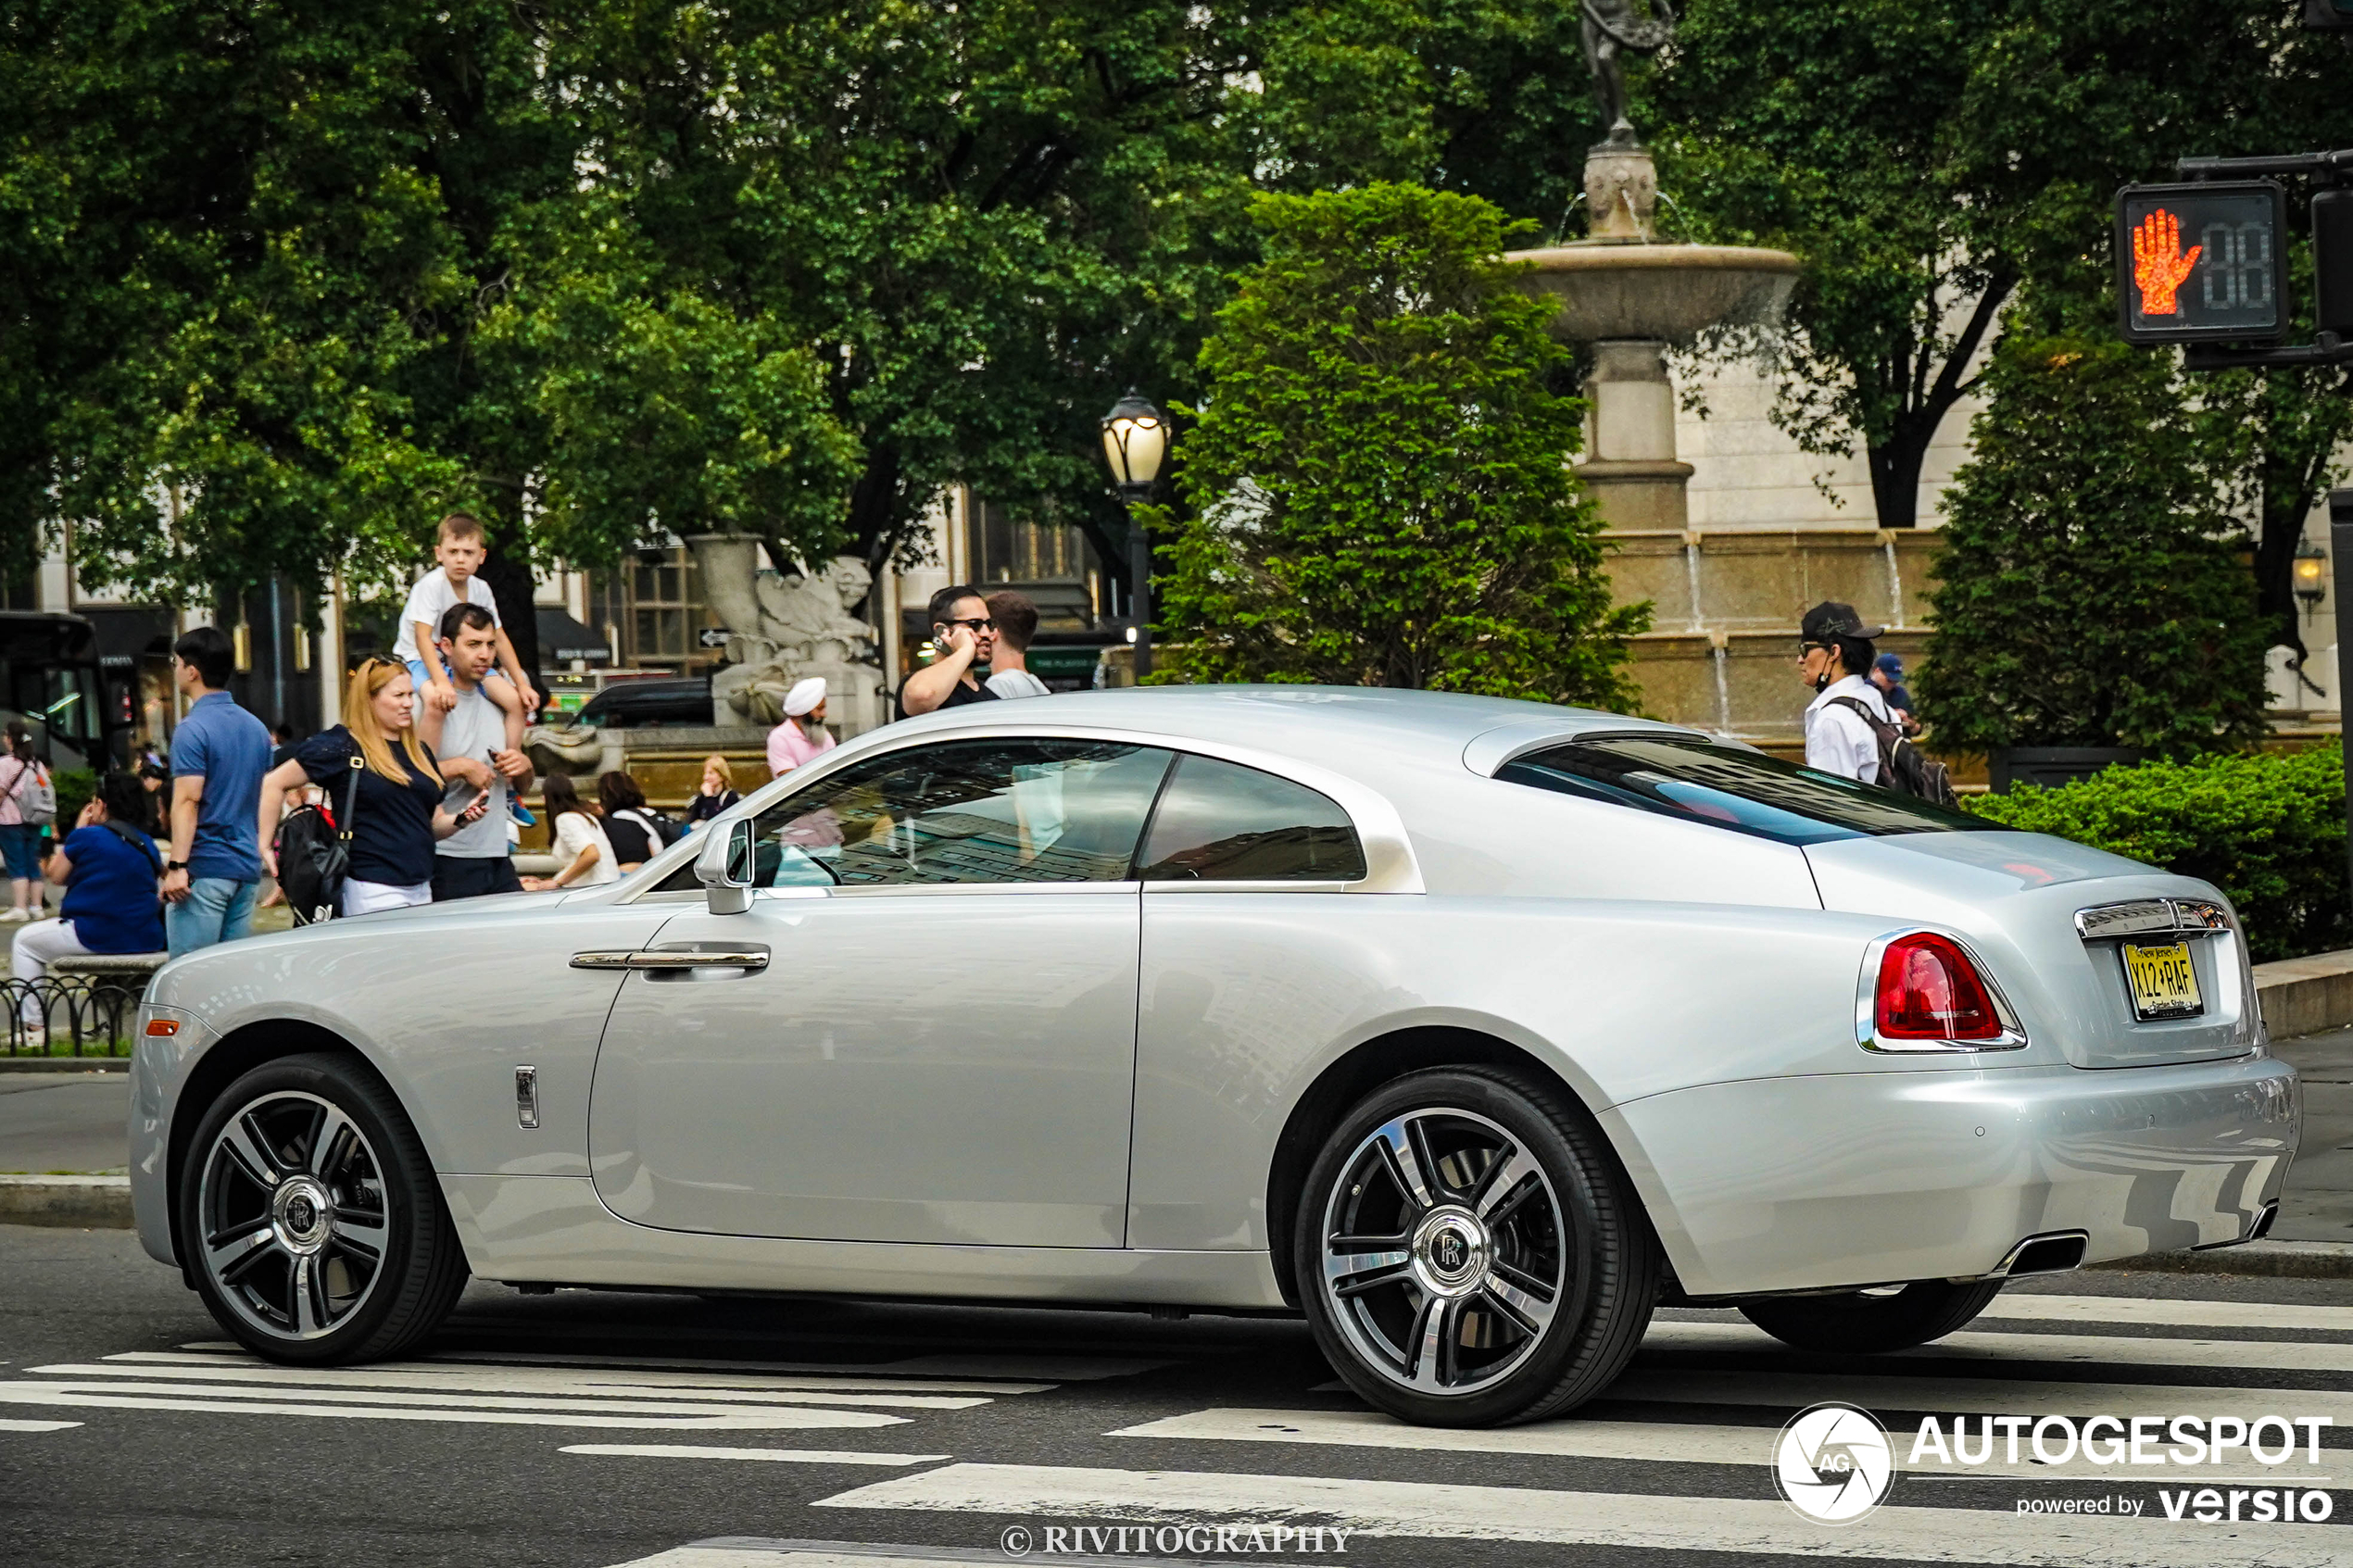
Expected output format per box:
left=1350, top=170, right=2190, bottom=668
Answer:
left=1772, top=1401, right=1894, bottom=1524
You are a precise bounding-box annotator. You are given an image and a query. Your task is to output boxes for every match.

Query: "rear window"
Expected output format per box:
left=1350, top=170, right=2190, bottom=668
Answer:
left=1497, top=734, right=1994, bottom=847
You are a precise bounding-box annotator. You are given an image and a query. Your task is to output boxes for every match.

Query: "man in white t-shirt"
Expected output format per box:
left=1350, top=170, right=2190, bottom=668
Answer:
left=1798, top=601, right=1894, bottom=784
left=394, top=513, right=537, bottom=756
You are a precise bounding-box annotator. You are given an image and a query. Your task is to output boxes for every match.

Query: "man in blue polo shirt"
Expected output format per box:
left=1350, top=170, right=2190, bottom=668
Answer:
left=160, top=627, right=272, bottom=956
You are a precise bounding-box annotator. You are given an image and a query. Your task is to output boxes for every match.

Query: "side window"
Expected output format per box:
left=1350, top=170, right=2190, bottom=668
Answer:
left=746, top=738, right=1174, bottom=887
left=1135, top=755, right=1366, bottom=883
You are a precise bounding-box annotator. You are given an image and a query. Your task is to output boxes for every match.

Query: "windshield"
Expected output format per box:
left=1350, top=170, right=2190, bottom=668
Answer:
left=1496, top=734, right=1994, bottom=847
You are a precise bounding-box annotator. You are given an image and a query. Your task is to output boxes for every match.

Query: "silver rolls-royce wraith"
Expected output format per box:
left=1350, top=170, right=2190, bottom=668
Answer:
left=127, top=687, right=2298, bottom=1428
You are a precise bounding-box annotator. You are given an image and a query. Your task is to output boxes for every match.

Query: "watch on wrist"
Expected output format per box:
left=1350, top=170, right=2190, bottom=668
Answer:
left=165, top=859, right=188, bottom=873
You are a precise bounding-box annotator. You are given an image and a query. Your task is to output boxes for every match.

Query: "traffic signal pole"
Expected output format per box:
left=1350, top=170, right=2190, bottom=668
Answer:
left=2333, top=492, right=2353, bottom=909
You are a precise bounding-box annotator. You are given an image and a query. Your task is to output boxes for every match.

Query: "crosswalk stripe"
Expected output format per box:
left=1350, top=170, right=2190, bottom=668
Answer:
left=1979, top=1294, right=2353, bottom=1334
left=3, top=1377, right=922, bottom=1424
left=1647, top=1319, right=2353, bottom=1375
left=1613, top=1366, right=2353, bottom=1424
left=811, top=1461, right=2348, bottom=1566
left=1106, top=1408, right=2335, bottom=1485
left=0, top=1386, right=904, bottom=1431
left=176, top=1339, right=1166, bottom=1385
left=414, top=1350, right=1051, bottom=1394
left=562, top=1445, right=950, bottom=1466
left=603, top=1549, right=1001, bottom=1568
left=0, top=1417, right=81, bottom=1432
left=85, top=1355, right=1004, bottom=1405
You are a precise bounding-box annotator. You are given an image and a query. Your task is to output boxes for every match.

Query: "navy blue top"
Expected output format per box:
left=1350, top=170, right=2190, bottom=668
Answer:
left=170, top=691, right=272, bottom=881
left=60, top=825, right=164, bottom=954
left=296, top=728, right=444, bottom=888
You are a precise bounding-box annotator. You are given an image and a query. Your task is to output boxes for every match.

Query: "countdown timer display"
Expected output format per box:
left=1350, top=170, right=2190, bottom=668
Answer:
left=2115, top=181, right=2287, bottom=344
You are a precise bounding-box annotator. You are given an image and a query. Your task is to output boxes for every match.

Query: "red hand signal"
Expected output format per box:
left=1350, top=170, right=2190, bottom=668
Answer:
left=2132, top=210, right=2202, bottom=316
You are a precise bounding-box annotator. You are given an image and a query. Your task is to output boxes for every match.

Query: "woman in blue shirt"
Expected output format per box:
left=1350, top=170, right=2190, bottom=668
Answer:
left=11, top=772, right=163, bottom=1032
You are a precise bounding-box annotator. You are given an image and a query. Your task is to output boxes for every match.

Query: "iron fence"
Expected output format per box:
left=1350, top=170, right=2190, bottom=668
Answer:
left=1, top=973, right=146, bottom=1058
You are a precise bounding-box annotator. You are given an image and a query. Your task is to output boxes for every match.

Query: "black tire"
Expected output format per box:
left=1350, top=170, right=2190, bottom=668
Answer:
left=178, top=1051, right=468, bottom=1364
left=1737, top=1280, right=2004, bottom=1354
left=1293, top=1066, right=1658, bottom=1428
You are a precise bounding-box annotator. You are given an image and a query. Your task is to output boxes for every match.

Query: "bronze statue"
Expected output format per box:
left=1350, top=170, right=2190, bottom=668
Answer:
left=1580, top=0, right=1677, bottom=148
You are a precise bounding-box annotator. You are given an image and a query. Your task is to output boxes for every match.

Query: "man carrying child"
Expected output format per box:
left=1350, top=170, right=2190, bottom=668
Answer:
left=395, top=512, right=538, bottom=758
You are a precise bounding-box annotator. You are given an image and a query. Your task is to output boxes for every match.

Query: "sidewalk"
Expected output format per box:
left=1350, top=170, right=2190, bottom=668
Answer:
left=2271, top=1028, right=2352, bottom=1242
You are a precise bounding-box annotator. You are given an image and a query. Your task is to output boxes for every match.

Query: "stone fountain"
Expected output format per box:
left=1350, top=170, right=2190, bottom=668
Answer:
left=1505, top=2, right=1799, bottom=532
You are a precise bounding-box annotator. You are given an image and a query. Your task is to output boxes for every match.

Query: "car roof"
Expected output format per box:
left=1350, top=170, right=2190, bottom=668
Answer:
left=868, top=684, right=1701, bottom=781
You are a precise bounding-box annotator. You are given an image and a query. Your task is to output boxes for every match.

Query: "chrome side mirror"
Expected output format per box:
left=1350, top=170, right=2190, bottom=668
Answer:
left=696, top=818, right=755, bottom=915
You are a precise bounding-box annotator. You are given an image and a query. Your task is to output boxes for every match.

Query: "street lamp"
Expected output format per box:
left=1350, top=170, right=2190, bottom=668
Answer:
left=1100, top=389, right=1168, bottom=679
left=2296, top=538, right=2329, bottom=617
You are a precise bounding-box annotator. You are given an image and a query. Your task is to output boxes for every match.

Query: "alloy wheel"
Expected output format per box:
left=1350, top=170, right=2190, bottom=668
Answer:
left=1317, top=1106, right=1569, bottom=1398
left=196, top=1090, right=392, bottom=1341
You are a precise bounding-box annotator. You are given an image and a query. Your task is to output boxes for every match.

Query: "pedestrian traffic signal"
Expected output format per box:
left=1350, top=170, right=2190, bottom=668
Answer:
left=2115, top=182, right=2286, bottom=345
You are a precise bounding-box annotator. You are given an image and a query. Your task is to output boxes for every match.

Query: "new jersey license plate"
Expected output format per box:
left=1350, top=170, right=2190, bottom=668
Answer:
left=2121, top=940, right=2203, bottom=1021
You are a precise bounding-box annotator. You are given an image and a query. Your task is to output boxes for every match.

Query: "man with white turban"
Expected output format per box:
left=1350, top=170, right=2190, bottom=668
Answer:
left=767, top=676, right=837, bottom=780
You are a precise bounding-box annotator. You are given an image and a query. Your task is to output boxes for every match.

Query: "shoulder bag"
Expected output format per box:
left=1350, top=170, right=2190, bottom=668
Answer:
left=275, top=754, right=365, bottom=926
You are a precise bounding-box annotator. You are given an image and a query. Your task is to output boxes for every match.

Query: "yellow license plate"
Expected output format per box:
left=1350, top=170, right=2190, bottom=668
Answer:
left=2121, top=940, right=2203, bottom=1021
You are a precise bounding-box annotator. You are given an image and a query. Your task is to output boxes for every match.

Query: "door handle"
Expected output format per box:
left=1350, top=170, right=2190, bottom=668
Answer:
left=571, top=948, right=771, bottom=972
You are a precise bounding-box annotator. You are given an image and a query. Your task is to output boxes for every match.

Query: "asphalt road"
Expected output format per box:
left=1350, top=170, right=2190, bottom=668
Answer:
left=0, top=1075, right=125, bottom=1174
left=4, top=1226, right=2350, bottom=1568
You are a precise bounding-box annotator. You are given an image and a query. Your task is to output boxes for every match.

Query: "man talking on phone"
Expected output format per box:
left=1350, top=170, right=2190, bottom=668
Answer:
left=897, top=584, right=1002, bottom=717
left=430, top=602, right=535, bottom=899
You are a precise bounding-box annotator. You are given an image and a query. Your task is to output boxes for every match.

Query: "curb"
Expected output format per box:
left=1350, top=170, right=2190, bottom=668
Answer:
left=2257, top=949, right=2353, bottom=1039
left=0, top=1174, right=133, bottom=1228
left=0, top=1058, right=127, bottom=1073
left=2087, top=1239, right=2353, bottom=1281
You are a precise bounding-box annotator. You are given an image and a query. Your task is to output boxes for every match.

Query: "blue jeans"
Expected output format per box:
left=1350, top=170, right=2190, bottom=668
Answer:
left=0, top=822, right=39, bottom=881
left=167, top=877, right=258, bottom=958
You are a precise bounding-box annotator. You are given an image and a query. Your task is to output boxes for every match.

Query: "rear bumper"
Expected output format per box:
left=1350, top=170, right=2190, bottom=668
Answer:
left=1603, top=1055, right=2299, bottom=1298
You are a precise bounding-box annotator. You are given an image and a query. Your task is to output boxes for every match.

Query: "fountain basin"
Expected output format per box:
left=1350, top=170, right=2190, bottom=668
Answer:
left=1504, top=244, right=1801, bottom=345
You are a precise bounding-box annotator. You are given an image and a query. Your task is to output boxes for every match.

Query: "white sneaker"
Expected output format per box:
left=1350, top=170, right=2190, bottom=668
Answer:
left=1, top=908, right=29, bottom=923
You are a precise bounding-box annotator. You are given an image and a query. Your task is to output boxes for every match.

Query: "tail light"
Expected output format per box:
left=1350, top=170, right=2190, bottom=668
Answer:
left=1854, top=931, right=2023, bottom=1053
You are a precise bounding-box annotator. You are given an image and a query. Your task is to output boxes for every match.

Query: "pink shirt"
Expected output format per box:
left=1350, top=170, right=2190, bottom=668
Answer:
left=767, top=720, right=836, bottom=778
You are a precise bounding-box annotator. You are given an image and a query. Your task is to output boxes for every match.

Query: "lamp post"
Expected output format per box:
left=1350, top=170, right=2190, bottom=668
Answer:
left=1100, top=388, right=1169, bottom=680
left=2296, top=538, right=2329, bottom=619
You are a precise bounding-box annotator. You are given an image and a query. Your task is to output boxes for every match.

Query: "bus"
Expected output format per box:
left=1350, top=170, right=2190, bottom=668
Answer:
left=0, top=612, right=127, bottom=772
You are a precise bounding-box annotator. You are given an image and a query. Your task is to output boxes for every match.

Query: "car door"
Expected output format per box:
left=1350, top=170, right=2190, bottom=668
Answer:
left=586, top=734, right=1174, bottom=1248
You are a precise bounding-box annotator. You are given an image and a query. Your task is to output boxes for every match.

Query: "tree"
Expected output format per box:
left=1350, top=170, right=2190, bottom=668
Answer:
left=1918, top=331, right=2271, bottom=756
left=1151, top=183, right=1648, bottom=703
left=1642, top=1, right=2353, bottom=530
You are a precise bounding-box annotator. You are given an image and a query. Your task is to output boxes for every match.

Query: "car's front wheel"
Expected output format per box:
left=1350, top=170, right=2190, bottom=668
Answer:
left=1295, top=1066, right=1658, bottom=1428
left=179, top=1052, right=468, bottom=1363
left=1737, top=1280, right=2004, bottom=1353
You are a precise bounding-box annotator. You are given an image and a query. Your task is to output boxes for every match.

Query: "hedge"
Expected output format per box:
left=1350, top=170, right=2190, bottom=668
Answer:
left=1967, top=747, right=2349, bottom=963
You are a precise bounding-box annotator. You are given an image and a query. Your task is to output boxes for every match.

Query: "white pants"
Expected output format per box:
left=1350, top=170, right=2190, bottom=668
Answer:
left=342, top=879, right=431, bottom=917
left=13, top=918, right=92, bottom=1022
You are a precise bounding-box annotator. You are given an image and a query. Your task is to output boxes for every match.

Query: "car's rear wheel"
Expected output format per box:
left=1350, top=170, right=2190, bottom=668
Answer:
left=179, top=1052, right=468, bottom=1363
left=1295, top=1066, right=1658, bottom=1428
left=1737, top=1280, right=2004, bottom=1354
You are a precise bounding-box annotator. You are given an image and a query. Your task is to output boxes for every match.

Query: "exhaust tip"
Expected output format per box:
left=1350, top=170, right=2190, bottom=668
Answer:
left=1999, top=1232, right=2088, bottom=1278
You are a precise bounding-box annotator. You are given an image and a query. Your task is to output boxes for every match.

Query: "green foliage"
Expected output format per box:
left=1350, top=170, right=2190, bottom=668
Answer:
left=1151, top=184, right=1647, bottom=705
left=1643, top=1, right=2353, bottom=530
left=1919, top=331, right=2271, bottom=755
left=50, top=769, right=96, bottom=831
left=1969, top=748, right=2348, bottom=962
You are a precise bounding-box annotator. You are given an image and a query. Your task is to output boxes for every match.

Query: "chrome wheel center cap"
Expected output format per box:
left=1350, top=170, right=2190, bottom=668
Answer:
left=1411, top=1207, right=1491, bottom=1298
left=272, top=1177, right=332, bottom=1255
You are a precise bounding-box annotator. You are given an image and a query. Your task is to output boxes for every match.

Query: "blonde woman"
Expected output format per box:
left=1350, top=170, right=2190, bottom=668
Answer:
left=684, top=753, right=741, bottom=832
left=258, top=659, right=487, bottom=914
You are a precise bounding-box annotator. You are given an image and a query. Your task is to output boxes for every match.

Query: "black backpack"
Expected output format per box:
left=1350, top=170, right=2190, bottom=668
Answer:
left=1829, top=696, right=1961, bottom=809
left=275, top=755, right=362, bottom=926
